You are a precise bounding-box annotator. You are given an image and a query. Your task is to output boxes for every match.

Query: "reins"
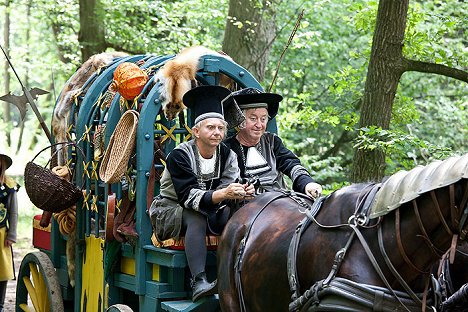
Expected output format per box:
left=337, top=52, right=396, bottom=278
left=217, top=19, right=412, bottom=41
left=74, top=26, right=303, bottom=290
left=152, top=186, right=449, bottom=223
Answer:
left=234, top=191, right=291, bottom=312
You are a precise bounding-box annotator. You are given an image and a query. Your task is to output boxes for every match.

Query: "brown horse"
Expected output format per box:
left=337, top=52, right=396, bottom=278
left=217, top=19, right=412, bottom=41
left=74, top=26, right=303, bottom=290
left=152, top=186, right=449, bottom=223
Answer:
left=217, top=155, right=468, bottom=311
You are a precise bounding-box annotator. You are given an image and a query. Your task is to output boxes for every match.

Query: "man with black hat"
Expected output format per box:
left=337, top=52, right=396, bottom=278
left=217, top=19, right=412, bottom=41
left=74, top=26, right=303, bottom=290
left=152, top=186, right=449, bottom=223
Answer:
left=223, top=88, right=322, bottom=198
left=149, top=85, right=254, bottom=301
left=0, top=152, right=19, bottom=312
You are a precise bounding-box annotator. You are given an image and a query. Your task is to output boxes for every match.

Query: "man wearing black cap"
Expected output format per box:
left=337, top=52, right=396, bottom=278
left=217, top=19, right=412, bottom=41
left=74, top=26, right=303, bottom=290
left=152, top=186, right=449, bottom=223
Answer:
left=149, top=85, right=254, bottom=301
left=223, top=88, right=323, bottom=198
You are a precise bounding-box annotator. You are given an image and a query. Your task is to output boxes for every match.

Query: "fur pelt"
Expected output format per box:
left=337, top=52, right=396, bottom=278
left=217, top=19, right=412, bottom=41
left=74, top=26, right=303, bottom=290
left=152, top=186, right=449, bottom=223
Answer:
left=155, top=46, right=234, bottom=121
left=66, top=228, right=76, bottom=287
left=51, top=51, right=128, bottom=164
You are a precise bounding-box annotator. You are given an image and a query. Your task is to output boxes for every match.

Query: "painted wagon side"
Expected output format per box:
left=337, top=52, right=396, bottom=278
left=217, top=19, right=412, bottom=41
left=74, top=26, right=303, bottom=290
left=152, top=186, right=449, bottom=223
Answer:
left=16, top=51, right=275, bottom=312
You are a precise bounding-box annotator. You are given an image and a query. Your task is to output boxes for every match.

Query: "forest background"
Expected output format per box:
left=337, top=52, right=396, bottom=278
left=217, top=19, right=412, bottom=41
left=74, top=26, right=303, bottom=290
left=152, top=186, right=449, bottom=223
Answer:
left=0, top=0, right=466, bottom=201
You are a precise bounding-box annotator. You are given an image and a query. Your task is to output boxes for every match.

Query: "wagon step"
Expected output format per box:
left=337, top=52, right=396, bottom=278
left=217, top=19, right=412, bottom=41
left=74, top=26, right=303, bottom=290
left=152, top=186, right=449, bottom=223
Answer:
left=160, top=295, right=219, bottom=312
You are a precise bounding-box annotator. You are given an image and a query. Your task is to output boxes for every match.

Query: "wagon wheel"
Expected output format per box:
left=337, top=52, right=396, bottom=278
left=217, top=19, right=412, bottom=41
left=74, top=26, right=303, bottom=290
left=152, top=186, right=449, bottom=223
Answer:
left=106, top=304, right=133, bottom=311
left=15, top=251, right=64, bottom=312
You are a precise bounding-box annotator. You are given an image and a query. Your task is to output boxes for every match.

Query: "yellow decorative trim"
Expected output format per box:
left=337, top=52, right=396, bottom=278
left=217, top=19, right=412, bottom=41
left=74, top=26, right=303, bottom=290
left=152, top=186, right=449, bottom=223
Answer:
left=82, top=161, right=90, bottom=178
left=91, top=195, right=98, bottom=212
left=184, top=124, right=192, bottom=141
left=83, top=190, right=90, bottom=210
left=91, top=161, right=99, bottom=180
left=161, top=124, right=177, bottom=143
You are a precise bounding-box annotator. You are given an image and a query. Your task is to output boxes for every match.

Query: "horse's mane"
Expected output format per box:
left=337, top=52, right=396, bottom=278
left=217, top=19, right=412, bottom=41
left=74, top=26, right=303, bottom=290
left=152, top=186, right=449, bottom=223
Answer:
left=370, top=154, right=468, bottom=218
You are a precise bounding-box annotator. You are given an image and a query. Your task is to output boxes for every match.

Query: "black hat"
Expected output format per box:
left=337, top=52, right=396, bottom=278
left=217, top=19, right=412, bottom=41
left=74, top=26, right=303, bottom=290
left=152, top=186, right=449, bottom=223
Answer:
left=225, top=88, right=283, bottom=119
left=0, top=153, right=12, bottom=169
left=183, top=86, right=239, bottom=127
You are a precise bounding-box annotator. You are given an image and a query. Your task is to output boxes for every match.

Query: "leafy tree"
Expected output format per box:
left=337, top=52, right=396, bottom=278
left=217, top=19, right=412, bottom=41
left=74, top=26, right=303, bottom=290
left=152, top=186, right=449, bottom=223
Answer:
left=353, top=0, right=467, bottom=182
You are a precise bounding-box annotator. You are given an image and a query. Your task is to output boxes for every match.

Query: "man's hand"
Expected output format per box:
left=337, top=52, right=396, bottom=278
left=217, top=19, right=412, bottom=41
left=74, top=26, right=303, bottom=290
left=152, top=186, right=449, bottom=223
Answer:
left=4, top=239, right=14, bottom=247
left=305, top=182, right=323, bottom=199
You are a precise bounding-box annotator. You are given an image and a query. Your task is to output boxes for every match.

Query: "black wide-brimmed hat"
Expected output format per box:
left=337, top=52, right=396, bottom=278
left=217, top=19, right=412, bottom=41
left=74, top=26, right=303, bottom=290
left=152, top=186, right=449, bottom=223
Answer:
left=183, top=85, right=244, bottom=129
left=0, top=152, right=13, bottom=169
left=223, top=87, right=283, bottom=119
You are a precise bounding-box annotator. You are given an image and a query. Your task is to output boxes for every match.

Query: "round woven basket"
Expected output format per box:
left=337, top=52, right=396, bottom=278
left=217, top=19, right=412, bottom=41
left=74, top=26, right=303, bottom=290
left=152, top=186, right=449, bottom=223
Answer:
left=99, top=110, right=139, bottom=184
left=24, top=142, right=83, bottom=213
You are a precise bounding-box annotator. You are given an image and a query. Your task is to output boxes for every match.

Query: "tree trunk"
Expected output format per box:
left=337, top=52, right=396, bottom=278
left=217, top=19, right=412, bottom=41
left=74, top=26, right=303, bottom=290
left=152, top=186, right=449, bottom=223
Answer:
left=352, top=0, right=408, bottom=182
left=222, top=0, right=278, bottom=82
left=78, top=0, right=107, bottom=61
left=3, top=0, right=11, bottom=146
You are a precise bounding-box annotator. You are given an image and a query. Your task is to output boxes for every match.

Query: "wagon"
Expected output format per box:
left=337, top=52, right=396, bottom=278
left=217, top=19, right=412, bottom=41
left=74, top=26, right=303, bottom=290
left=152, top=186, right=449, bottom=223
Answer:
left=16, top=51, right=277, bottom=312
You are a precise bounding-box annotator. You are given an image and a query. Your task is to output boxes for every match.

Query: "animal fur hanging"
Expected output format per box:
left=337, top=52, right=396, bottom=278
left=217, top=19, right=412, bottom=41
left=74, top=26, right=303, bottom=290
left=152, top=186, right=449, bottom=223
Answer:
left=155, top=46, right=234, bottom=121
left=51, top=51, right=128, bottom=164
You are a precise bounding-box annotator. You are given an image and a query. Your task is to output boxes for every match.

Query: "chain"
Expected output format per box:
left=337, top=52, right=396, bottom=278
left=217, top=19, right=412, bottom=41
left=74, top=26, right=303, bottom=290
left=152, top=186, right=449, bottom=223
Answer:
left=193, top=144, right=219, bottom=191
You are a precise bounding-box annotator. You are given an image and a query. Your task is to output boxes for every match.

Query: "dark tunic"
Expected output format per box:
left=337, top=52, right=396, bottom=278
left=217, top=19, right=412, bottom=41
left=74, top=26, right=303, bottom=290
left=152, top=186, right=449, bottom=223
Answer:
left=224, top=132, right=314, bottom=193
left=150, top=140, right=239, bottom=240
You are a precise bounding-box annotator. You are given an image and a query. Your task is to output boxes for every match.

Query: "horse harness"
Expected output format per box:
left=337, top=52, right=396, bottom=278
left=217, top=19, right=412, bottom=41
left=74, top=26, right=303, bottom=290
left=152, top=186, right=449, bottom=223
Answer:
left=234, top=190, right=312, bottom=312
left=288, top=180, right=468, bottom=312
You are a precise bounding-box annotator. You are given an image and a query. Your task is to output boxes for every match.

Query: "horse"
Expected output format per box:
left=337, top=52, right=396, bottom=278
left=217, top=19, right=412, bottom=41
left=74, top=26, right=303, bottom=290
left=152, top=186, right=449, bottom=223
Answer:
left=217, top=154, right=468, bottom=311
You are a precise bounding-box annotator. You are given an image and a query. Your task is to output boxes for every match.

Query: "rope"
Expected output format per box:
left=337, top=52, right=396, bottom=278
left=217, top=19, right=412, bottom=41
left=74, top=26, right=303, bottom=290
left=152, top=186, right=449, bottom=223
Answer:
left=51, top=165, right=76, bottom=235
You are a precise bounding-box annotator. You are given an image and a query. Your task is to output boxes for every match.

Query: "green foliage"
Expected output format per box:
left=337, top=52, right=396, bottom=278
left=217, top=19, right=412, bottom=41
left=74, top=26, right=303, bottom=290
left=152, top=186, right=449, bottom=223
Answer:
left=0, top=0, right=466, bottom=188
left=271, top=0, right=466, bottom=184
left=354, top=126, right=453, bottom=173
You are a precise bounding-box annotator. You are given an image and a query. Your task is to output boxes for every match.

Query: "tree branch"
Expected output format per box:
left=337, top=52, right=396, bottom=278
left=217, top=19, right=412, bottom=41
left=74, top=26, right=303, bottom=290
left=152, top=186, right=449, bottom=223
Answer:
left=402, top=58, right=468, bottom=83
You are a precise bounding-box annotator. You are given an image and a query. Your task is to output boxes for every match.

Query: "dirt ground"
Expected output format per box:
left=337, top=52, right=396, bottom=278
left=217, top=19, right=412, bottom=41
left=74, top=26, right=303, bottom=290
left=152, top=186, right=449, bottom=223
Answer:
left=4, top=243, right=33, bottom=311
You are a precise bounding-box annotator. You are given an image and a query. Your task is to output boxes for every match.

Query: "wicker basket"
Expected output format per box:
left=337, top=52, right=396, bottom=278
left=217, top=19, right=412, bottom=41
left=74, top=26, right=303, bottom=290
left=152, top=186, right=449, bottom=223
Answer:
left=99, top=110, right=139, bottom=184
left=24, top=142, right=83, bottom=213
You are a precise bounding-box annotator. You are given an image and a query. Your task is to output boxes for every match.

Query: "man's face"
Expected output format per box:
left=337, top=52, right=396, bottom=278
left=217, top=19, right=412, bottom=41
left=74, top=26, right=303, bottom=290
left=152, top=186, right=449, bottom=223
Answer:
left=241, top=108, right=268, bottom=142
left=194, top=118, right=226, bottom=149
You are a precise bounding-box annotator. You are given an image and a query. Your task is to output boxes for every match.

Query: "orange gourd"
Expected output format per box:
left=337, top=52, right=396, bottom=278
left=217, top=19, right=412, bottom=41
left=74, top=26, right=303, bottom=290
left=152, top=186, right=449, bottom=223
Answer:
left=112, top=62, right=148, bottom=100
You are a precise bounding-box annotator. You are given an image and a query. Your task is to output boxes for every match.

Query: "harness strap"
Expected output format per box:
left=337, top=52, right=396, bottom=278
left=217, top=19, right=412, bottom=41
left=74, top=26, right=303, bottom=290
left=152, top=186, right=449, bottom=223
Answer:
left=288, top=231, right=355, bottom=312
left=378, top=224, right=423, bottom=305
left=350, top=224, right=413, bottom=312
left=395, top=208, right=428, bottom=274
left=431, top=191, right=453, bottom=236
left=450, top=184, right=458, bottom=230
left=287, top=196, right=325, bottom=302
left=458, top=181, right=468, bottom=239
left=412, top=200, right=444, bottom=258
left=234, top=191, right=290, bottom=312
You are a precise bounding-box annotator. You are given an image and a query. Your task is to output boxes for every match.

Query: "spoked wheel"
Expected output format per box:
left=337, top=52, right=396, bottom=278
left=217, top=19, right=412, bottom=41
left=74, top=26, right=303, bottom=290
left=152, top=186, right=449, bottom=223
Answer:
left=106, top=304, right=133, bottom=311
left=16, top=251, right=64, bottom=312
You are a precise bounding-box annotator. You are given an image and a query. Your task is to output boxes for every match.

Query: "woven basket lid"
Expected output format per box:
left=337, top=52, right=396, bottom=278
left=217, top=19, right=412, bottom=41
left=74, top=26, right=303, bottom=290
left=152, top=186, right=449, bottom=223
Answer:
left=99, top=110, right=139, bottom=184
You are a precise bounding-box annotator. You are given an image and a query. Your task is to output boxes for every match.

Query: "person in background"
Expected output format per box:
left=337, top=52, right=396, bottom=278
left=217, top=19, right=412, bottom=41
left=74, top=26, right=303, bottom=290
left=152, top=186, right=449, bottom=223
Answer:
left=0, top=152, right=19, bottom=312
left=149, top=85, right=254, bottom=301
left=223, top=88, right=322, bottom=198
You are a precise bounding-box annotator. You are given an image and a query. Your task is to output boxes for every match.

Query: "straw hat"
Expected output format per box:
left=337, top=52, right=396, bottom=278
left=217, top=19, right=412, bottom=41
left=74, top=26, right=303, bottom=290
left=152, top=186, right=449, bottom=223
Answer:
left=99, top=110, right=139, bottom=184
left=0, top=152, right=12, bottom=169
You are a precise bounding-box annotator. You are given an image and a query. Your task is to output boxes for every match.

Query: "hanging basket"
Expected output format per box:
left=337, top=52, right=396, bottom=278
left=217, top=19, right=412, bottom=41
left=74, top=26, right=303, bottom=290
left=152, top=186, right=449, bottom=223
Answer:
left=111, top=62, right=148, bottom=100
left=99, top=110, right=139, bottom=184
left=24, top=142, right=84, bottom=213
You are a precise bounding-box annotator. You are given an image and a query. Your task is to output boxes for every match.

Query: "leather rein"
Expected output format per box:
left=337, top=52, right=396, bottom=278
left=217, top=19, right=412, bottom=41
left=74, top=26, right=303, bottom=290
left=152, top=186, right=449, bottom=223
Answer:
left=234, top=190, right=311, bottom=312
